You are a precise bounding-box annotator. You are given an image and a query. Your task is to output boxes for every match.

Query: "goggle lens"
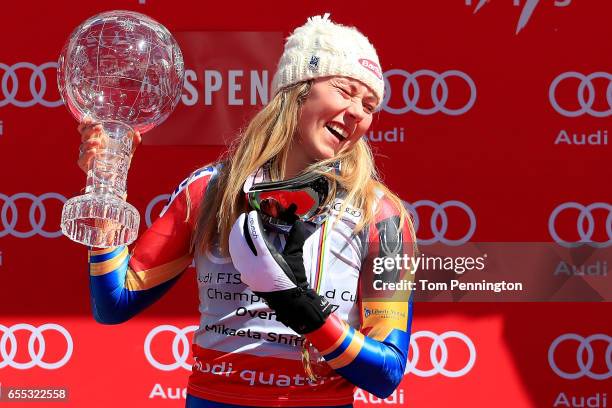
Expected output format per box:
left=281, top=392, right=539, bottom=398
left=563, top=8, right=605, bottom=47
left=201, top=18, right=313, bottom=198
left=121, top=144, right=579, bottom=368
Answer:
left=245, top=167, right=333, bottom=231
left=257, top=189, right=318, bottom=219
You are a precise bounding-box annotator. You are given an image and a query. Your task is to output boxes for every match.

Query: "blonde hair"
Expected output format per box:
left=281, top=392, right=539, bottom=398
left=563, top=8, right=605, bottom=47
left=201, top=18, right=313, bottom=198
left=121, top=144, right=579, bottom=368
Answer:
left=190, top=80, right=416, bottom=256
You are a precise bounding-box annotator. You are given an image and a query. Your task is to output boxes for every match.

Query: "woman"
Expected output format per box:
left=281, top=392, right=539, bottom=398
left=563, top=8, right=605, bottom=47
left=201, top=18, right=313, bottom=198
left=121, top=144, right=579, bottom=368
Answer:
left=79, top=14, right=416, bottom=408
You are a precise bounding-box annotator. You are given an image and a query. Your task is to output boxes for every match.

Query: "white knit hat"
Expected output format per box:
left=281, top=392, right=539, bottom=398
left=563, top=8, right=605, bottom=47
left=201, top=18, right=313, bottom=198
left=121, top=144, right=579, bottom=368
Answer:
left=271, top=13, right=384, bottom=107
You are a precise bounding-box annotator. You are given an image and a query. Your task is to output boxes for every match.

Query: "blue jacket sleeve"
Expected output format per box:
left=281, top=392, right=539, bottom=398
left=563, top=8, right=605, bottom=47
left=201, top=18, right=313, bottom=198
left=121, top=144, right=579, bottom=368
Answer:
left=88, top=166, right=214, bottom=324
left=306, top=196, right=415, bottom=398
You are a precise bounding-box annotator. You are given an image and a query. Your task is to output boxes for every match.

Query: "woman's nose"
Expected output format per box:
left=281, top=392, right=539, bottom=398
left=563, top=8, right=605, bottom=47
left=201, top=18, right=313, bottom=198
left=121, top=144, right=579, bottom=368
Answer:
left=345, top=99, right=366, bottom=122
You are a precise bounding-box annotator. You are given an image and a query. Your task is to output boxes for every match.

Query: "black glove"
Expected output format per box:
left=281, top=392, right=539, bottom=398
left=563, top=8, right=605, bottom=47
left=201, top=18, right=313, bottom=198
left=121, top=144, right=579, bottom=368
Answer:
left=229, top=210, right=332, bottom=334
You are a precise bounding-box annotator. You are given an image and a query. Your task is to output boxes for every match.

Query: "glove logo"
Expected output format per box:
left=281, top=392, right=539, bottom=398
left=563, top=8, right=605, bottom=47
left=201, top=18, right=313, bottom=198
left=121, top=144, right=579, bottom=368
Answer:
left=249, top=217, right=258, bottom=239
left=319, top=297, right=335, bottom=313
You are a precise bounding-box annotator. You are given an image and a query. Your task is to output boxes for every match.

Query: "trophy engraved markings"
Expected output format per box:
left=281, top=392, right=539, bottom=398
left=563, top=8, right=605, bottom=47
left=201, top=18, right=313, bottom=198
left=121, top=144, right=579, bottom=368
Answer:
left=58, top=10, right=185, bottom=247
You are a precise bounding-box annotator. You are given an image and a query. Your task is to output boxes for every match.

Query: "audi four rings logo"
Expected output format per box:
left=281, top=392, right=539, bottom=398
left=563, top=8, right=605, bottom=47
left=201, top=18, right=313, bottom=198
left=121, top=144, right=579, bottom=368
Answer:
left=0, top=62, right=63, bottom=108
left=0, top=323, right=73, bottom=370
left=144, top=326, right=477, bottom=377
left=548, top=333, right=612, bottom=380
left=381, top=69, right=476, bottom=116
left=0, top=193, right=66, bottom=238
left=405, top=331, right=476, bottom=377
left=548, top=202, right=612, bottom=248
left=403, top=200, right=477, bottom=246
left=144, top=325, right=198, bottom=371
left=549, top=72, right=612, bottom=117
left=1, top=62, right=476, bottom=116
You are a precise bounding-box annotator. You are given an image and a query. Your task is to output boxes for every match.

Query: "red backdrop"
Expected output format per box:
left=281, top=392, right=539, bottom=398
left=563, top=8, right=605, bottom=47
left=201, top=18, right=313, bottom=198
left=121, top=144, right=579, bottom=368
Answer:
left=0, top=0, right=610, bottom=407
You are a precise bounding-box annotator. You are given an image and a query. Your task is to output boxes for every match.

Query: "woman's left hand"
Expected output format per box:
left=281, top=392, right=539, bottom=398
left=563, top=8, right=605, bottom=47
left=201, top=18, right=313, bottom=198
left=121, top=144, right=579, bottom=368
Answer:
left=229, top=211, right=332, bottom=334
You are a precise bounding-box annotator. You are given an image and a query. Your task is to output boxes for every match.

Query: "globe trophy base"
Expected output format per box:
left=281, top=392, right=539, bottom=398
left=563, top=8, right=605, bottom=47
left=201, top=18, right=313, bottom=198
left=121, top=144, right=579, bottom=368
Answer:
left=61, top=193, right=140, bottom=248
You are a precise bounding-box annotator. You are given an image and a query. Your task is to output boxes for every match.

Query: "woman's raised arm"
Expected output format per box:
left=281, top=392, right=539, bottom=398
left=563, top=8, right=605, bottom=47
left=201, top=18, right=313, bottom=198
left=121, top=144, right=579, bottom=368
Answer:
left=87, top=165, right=216, bottom=324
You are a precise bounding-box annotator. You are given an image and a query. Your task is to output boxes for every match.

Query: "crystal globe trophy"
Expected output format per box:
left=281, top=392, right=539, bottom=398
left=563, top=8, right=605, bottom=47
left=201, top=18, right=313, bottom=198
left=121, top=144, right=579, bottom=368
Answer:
left=58, top=10, right=185, bottom=248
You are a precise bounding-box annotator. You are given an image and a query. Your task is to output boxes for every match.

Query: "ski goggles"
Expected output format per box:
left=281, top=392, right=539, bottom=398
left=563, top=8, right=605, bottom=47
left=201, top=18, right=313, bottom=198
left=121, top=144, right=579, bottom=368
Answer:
left=245, top=168, right=332, bottom=232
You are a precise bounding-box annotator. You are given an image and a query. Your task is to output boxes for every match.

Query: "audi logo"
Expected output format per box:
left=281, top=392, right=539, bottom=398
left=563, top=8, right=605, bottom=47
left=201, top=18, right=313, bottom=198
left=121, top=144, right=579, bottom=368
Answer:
left=405, top=330, right=476, bottom=377
left=548, top=202, right=611, bottom=248
left=144, top=326, right=477, bottom=377
left=0, top=62, right=63, bottom=108
left=381, top=69, right=476, bottom=116
left=0, top=193, right=66, bottom=238
left=150, top=196, right=478, bottom=247
left=144, top=324, right=198, bottom=371
left=403, top=200, right=476, bottom=246
left=0, top=323, right=73, bottom=370
left=0, top=63, right=477, bottom=117
left=548, top=333, right=612, bottom=380
left=549, top=72, right=612, bottom=118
